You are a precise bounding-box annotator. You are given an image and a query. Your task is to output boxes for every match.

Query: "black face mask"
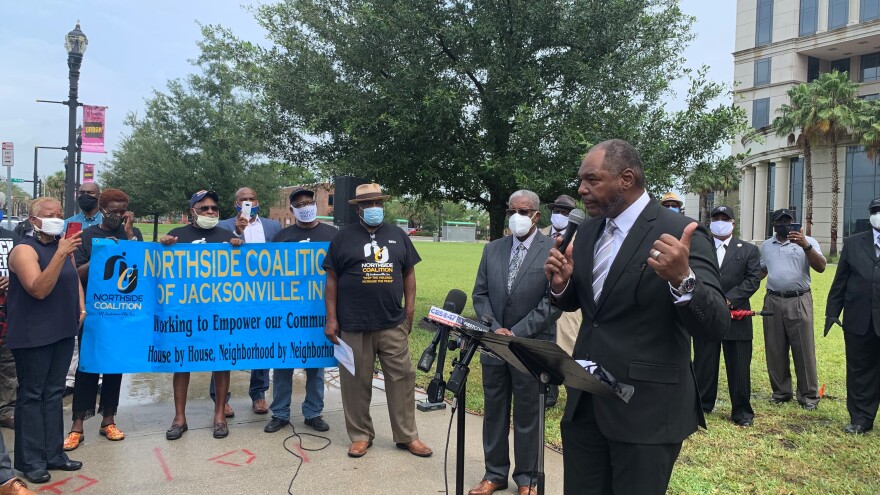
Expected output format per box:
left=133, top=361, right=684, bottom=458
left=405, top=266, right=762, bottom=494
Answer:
left=104, top=213, right=124, bottom=231
left=774, top=224, right=791, bottom=236
left=78, top=194, right=98, bottom=212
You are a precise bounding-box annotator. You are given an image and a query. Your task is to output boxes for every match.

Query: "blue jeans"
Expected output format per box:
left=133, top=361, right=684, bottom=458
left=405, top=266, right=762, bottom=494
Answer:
left=0, top=427, right=13, bottom=484
left=209, top=369, right=269, bottom=403
left=269, top=368, right=324, bottom=421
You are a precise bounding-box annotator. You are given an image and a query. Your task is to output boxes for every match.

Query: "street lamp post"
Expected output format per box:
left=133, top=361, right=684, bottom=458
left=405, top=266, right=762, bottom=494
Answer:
left=64, top=21, right=87, bottom=218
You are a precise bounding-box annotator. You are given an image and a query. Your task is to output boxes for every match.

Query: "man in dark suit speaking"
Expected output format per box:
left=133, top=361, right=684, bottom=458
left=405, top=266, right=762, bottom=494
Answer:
left=825, top=197, right=880, bottom=434
left=693, top=205, right=762, bottom=427
left=469, top=190, right=560, bottom=495
left=544, top=139, right=729, bottom=495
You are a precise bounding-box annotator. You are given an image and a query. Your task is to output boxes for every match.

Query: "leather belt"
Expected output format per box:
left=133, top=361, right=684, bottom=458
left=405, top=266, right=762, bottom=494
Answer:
left=767, top=289, right=810, bottom=298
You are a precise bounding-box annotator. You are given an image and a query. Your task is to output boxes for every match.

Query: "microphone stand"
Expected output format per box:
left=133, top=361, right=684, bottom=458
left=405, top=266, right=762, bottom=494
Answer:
left=447, top=334, right=480, bottom=495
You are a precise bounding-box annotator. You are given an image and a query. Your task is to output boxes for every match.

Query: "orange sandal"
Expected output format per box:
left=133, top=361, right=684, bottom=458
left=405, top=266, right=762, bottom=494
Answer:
left=99, top=423, right=125, bottom=441
left=63, top=431, right=84, bottom=451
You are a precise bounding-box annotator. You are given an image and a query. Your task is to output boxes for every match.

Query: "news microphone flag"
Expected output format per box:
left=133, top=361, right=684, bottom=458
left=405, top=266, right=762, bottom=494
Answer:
left=427, top=306, right=463, bottom=328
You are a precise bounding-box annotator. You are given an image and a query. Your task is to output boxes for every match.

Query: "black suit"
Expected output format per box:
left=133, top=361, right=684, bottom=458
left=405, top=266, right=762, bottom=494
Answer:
left=556, top=199, right=729, bottom=495
left=693, top=237, right=761, bottom=421
left=826, top=230, right=880, bottom=429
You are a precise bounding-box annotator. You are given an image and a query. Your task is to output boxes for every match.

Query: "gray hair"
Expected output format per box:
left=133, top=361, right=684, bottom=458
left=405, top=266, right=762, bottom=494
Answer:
left=507, top=190, right=540, bottom=210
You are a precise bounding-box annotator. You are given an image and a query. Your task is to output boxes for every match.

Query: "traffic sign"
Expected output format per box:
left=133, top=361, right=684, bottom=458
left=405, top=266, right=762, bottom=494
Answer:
left=10, top=178, right=23, bottom=183
left=1, top=142, right=12, bottom=167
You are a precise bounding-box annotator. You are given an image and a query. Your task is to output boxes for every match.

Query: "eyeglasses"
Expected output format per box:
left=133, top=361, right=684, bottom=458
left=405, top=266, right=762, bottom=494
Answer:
left=194, top=205, right=219, bottom=213
left=505, top=209, right=536, bottom=217
left=292, top=200, right=316, bottom=209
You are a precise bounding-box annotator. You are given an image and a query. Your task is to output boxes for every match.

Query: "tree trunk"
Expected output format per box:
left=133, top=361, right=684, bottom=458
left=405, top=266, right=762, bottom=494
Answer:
left=487, top=198, right=507, bottom=241
left=829, top=136, right=839, bottom=258
left=700, top=193, right=709, bottom=226
left=804, top=140, right=814, bottom=236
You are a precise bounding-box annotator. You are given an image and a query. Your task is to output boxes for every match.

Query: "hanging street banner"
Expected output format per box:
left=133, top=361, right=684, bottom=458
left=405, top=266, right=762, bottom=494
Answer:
left=79, top=239, right=336, bottom=373
left=83, top=163, right=94, bottom=183
left=81, top=105, right=106, bottom=153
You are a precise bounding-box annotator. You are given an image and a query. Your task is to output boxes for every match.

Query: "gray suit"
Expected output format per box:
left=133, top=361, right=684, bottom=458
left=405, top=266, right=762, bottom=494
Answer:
left=472, top=230, right=560, bottom=488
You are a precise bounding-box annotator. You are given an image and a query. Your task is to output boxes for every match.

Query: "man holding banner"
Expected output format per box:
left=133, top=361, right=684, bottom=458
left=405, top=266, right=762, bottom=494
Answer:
left=160, top=190, right=243, bottom=440
left=264, top=186, right=337, bottom=434
left=322, top=183, right=432, bottom=459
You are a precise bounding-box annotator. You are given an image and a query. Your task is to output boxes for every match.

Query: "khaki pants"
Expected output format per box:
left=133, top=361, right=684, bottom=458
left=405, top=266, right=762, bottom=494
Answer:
left=555, top=309, right=583, bottom=356
left=339, top=321, right=418, bottom=444
left=762, top=292, right=819, bottom=405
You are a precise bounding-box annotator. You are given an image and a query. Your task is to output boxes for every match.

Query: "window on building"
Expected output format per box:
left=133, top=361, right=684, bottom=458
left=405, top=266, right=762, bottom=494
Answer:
left=755, top=58, right=772, bottom=86
left=327, top=194, right=334, bottom=206
left=753, top=98, right=771, bottom=128
left=808, top=56, right=821, bottom=82
left=789, top=158, right=804, bottom=223
left=800, top=0, right=819, bottom=35
left=756, top=0, right=774, bottom=45
left=862, top=0, right=880, bottom=21
left=766, top=163, right=777, bottom=238
left=829, top=0, right=849, bottom=29
left=862, top=52, right=880, bottom=81
left=830, top=57, right=851, bottom=76
left=845, top=146, right=880, bottom=236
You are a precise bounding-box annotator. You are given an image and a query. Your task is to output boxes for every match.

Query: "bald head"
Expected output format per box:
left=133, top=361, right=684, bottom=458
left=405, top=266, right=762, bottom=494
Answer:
left=235, top=188, right=257, bottom=202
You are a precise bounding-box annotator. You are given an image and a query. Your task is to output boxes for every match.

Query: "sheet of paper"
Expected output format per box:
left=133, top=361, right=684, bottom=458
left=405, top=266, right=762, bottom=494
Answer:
left=576, top=359, right=598, bottom=374
left=334, top=338, right=356, bottom=377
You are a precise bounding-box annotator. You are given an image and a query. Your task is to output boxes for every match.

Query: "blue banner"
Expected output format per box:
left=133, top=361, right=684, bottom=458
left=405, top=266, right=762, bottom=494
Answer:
left=79, top=239, right=335, bottom=373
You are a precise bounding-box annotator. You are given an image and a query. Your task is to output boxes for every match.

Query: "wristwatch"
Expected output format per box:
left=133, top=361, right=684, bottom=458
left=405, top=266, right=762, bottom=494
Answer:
left=675, top=269, right=697, bottom=295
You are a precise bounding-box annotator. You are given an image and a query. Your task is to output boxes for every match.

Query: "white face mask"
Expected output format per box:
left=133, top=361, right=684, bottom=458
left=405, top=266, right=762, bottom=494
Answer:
left=35, top=217, right=65, bottom=236
left=551, top=213, right=569, bottom=231
left=292, top=204, right=318, bottom=223
left=508, top=213, right=534, bottom=237
left=194, top=214, right=219, bottom=229
left=710, top=220, right=734, bottom=237
left=871, top=212, right=880, bottom=229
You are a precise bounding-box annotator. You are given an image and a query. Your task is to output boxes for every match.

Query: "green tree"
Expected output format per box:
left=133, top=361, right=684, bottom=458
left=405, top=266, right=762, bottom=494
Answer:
left=684, top=155, right=742, bottom=225
left=44, top=171, right=66, bottom=202
left=201, top=1, right=746, bottom=238
left=773, top=82, right=820, bottom=236
left=812, top=70, right=863, bottom=257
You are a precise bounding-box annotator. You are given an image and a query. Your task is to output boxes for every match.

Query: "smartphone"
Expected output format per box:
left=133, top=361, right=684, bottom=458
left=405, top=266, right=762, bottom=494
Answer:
left=790, top=223, right=801, bottom=232
left=240, top=201, right=252, bottom=219
left=65, top=221, right=82, bottom=239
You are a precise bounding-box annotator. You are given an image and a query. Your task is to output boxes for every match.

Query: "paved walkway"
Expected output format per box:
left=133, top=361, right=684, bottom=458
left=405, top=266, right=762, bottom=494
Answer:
left=2, top=369, right=563, bottom=494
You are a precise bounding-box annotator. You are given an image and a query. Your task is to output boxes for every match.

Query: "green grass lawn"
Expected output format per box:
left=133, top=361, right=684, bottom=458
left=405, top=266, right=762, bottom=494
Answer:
left=133, top=222, right=184, bottom=240
left=408, top=242, right=878, bottom=495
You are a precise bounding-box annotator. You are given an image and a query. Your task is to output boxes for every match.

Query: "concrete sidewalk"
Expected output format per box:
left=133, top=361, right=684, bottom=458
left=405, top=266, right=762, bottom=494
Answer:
left=2, top=369, right=563, bottom=494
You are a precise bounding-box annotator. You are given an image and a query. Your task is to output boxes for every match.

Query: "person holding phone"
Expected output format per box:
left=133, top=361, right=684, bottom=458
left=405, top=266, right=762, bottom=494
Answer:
left=213, top=187, right=281, bottom=417
left=5, top=197, right=85, bottom=484
left=760, top=209, right=826, bottom=410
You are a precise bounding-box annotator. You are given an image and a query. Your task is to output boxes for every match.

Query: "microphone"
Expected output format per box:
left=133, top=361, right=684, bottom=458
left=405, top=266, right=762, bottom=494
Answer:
left=418, top=289, right=467, bottom=372
left=427, top=306, right=492, bottom=333
left=730, top=309, right=774, bottom=320
left=557, top=208, right=585, bottom=253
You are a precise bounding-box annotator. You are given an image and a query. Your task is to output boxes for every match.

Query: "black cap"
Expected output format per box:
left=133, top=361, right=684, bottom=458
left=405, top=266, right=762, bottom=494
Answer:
left=710, top=205, right=735, bottom=219
left=771, top=208, right=794, bottom=222
left=189, top=190, right=220, bottom=208
left=870, top=197, right=880, bottom=211
left=288, top=186, right=315, bottom=203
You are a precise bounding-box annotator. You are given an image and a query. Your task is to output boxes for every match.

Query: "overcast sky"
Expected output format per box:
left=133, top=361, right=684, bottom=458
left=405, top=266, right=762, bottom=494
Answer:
left=0, top=0, right=735, bottom=189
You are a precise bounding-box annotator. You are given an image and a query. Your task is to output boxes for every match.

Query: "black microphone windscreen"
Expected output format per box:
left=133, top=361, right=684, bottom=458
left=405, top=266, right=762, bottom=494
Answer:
left=443, top=289, right=467, bottom=314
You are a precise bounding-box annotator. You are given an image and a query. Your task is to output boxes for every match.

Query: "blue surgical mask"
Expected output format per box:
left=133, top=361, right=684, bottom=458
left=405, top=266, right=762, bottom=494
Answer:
left=667, top=206, right=680, bottom=213
left=362, top=207, right=384, bottom=226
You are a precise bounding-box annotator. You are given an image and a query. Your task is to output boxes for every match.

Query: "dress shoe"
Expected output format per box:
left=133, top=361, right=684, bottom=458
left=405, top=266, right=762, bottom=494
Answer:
left=264, top=417, right=290, bottom=433
left=347, top=440, right=372, bottom=458
left=733, top=418, right=754, bottom=427
left=844, top=423, right=872, bottom=434
left=213, top=423, right=229, bottom=439
left=224, top=403, right=235, bottom=418
left=518, top=486, right=537, bottom=495
left=0, top=477, right=37, bottom=494
left=22, top=471, right=49, bottom=485
left=252, top=399, right=268, bottom=414
left=395, top=439, right=433, bottom=457
left=768, top=397, right=790, bottom=405
left=165, top=423, right=188, bottom=441
left=47, top=460, right=82, bottom=471
left=800, top=402, right=818, bottom=411
left=467, top=479, right=508, bottom=495
left=304, top=416, right=329, bottom=432
left=0, top=417, right=12, bottom=429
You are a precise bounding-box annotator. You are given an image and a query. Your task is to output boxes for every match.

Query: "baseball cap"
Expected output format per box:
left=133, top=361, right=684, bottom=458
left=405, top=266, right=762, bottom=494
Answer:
left=771, top=208, right=794, bottom=222
left=189, top=190, right=220, bottom=208
left=710, top=205, right=735, bottom=219
left=288, top=186, right=315, bottom=203
left=869, top=197, right=880, bottom=211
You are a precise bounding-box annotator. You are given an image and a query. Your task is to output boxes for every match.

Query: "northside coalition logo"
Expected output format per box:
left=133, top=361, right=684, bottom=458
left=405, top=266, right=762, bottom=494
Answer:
left=104, top=252, right=138, bottom=294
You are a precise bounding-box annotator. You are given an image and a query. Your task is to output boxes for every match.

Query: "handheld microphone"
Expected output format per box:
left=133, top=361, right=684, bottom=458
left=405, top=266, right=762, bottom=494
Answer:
left=418, top=289, right=467, bottom=372
left=730, top=309, right=774, bottom=320
left=557, top=208, right=585, bottom=253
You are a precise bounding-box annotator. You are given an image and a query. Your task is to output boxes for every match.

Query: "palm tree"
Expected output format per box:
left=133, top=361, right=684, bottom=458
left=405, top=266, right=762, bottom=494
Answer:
left=44, top=171, right=66, bottom=202
left=773, top=83, right=820, bottom=236
left=685, top=156, right=742, bottom=224
left=812, top=70, right=864, bottom=257
left=855, top=98, right=880, bottom=158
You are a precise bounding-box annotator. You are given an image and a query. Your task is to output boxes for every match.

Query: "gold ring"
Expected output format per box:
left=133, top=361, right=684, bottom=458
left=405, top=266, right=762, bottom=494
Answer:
left=651, top=250, right=661, bottom=260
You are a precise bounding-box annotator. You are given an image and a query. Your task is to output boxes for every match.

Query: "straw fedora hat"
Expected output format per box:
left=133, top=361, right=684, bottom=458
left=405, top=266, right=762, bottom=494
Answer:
left=348, top=183, right=391, bottom=204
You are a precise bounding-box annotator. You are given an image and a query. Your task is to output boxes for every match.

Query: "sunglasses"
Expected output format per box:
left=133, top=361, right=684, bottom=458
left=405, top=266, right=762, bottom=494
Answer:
left=505, top=209, right=536, bottom=217
left=194, top=205, right=219, bottom=213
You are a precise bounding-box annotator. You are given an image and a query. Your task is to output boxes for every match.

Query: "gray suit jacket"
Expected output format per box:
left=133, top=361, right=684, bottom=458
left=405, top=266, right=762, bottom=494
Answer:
left=472, top=231, right=560, bottom=366
left=217, top=216, right=282, bottom=242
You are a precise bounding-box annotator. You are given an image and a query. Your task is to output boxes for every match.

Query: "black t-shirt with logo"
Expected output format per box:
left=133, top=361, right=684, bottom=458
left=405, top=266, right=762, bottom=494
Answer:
left=74, top=224, right=143, bottom=291
left=272, top=222, right=338, bottom=243
left=322, top=222, right=421, bottom=332
left=0, top=227, right=21, bottom=279
left=167, top=224, right=236, bottom=244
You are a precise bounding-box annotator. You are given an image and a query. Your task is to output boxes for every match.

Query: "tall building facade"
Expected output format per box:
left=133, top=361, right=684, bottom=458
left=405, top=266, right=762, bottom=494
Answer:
left=733, top=0, right=880, bottom=248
